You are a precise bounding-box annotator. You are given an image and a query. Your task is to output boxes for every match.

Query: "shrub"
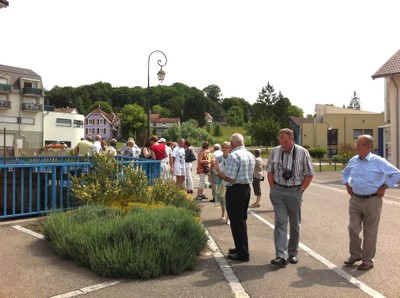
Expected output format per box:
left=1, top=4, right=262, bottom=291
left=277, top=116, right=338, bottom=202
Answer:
left=43, top=205, right=207, bottom=278
left=308, top=147, right=327, bottom=158
left=70, top=154, right=150, bottom=207
left=149, top=179, right=201, bottom=217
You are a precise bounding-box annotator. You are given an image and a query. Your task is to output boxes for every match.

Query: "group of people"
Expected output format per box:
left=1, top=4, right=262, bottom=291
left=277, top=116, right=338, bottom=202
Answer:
left=215, top=128, right=400, bottom=273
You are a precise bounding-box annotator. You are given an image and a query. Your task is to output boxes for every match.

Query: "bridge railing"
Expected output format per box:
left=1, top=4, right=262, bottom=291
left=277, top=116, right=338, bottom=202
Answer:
left=0, top=158, right=161, bottom=219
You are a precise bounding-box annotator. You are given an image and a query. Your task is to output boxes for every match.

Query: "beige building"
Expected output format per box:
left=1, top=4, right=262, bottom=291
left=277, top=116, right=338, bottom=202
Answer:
left=0, top=64, right=45, bottom=150
left=291, top=104, right=385, bottom=157
left=372, top=49, right=400, bottom=168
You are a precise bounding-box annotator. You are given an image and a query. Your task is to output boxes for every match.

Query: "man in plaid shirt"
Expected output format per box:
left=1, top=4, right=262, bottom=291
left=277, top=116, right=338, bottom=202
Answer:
left=218, top=133, right=255, bottom=262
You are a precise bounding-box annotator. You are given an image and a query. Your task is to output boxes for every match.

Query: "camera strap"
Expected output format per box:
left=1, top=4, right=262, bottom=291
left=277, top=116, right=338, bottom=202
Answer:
left=281, top=145, right=296, bottom=172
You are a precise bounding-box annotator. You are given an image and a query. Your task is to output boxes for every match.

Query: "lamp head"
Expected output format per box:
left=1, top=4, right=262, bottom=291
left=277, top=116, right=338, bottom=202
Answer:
left=157, top=68, right=166, bottom=82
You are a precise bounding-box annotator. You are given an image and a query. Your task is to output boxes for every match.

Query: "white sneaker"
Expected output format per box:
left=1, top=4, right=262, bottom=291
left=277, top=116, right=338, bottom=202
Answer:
left=226, top=219, right=230, bottom=225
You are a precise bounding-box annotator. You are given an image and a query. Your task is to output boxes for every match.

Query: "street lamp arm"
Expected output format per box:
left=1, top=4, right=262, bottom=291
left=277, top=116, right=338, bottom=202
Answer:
left=147, top=50, right=168, bottom=138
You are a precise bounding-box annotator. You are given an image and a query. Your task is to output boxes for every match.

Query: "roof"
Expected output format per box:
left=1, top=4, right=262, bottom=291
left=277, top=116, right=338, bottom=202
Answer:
left=86, top=108, right=116, bottom=124
left=150, top=113, right=180, bottom=124
left=0, top=0, right=9, bottom=8
left=372, top=49, right=400, bottom=79
left=289, top=116, right=314, bottom=126
left=54, top=107, right=79, bottom=114
left=0, top=64, right=42, bottom=91
left=204, top=112, right=213, bottom=119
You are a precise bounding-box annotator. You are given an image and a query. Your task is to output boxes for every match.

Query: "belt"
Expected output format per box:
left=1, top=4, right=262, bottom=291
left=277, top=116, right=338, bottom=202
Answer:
left=274, top=182, right=301, bottom=188
left=353, top=193, right=378, bottom=199
left=228, top=183, right=250, bottom=187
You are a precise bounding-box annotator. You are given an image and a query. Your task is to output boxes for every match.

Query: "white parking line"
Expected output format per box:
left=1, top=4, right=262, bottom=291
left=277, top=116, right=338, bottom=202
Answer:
left=204, top=227, right=250, bottom=298
left=312, top=183, right=400, bottom=207
left=11, top=225, right=123, bottom=297
left=248, top=211, right=386, bottom=298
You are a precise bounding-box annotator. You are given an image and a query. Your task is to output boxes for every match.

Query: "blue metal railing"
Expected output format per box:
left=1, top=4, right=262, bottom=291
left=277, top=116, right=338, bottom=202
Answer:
left=0, top=158, right=161, bottom=219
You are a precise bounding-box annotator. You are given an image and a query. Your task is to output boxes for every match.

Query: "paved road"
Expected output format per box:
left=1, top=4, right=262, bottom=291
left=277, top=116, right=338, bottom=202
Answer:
left=1, top=170, right=400, bottom=297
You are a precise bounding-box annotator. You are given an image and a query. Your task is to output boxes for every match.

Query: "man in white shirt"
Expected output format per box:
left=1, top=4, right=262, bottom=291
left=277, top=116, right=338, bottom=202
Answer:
left=92, top=134, right=102, bottom=154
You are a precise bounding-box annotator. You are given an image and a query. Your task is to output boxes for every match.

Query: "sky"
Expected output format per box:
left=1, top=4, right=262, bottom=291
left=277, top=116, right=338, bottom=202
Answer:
left=1, top=0, right=400, bottom=116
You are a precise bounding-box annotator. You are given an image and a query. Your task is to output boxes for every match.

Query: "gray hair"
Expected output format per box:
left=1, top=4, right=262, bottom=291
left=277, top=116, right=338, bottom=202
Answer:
left=358, top=134, right=374, bottom=148
left=278, top=128, right=294, bottom=140
left=230, top=133, right=244, bottom=146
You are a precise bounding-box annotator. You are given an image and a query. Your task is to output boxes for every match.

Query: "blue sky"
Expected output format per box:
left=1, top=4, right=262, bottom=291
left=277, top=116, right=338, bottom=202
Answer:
left=2, top=0, right=399, bottom=115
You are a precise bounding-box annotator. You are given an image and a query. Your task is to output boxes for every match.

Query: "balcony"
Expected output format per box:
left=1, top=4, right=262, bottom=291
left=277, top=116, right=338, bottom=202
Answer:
left=0, top=83, right=12, bottom=93
left=22, top=87, right=43, bottom=96
left=0, top=100, right=11, bottom=109
left=22, top=102, right=43, bottom=112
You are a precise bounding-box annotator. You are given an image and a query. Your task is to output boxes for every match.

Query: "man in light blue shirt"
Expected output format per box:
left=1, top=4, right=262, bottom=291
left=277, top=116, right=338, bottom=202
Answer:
left=342, top=134, right=400, bottom=270
left=218, top=133, right=255, bottom=262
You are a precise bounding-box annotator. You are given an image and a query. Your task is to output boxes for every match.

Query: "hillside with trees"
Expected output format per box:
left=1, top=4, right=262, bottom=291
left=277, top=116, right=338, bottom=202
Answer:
left=44, top=81, right=304, bottom=145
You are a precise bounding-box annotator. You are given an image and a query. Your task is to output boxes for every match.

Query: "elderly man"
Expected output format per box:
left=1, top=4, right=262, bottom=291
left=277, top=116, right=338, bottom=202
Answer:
left=74, top=137, right=93, bottom=156
left=342, top=134, right=400, bottom=270
left=267, top=128, right=314, bottom=266
left=217, top=133, right=255, bottom=262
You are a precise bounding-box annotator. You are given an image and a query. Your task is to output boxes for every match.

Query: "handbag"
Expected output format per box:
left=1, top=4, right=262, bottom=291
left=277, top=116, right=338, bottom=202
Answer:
left=203, top=165, right=210, bottom=174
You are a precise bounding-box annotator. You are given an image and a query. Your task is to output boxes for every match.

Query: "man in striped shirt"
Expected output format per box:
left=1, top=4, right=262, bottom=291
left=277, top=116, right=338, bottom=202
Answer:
left=218, top=133, right=255, bottom=262
left=266, top=128, right=315, bottom=266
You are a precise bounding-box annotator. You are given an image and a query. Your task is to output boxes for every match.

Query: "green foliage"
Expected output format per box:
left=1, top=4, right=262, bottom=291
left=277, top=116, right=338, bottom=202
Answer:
left=152, top=105, right=171, bottom=117
left=308, top=147, right=327, bottom=158
left=150, top=179, right=201, bottom=217
left=288, top=105, right=304, bottom=117
left=88, top=101, right=113, bottom=114
left=249, top=118, right=280, bottom=146
left=43, top=205, right=207, bottom=278
left=213, top=124, right=223, bottom=137
left=70, top=155, right=150, bottom=207
left=226, top=106, right=244, bottom=126
left=338, top=143, right=356, bottom=159
left=70, top=154, right=200, bottom=215
left=120, top=104, right=147, bottom=139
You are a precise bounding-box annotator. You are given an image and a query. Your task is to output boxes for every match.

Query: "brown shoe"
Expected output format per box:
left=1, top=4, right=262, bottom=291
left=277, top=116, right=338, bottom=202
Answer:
left=344, top=258, right=361, bottom=265
left=357, top=263, right=374, bottom=270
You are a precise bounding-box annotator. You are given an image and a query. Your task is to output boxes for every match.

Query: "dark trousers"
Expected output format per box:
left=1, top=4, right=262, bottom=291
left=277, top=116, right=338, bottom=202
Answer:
left=226, top=184, right=251, bottom=257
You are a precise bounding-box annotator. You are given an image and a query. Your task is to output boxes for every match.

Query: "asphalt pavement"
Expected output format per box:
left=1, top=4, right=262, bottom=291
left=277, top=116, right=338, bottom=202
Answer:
left=1, top=170, right=400, bottom=297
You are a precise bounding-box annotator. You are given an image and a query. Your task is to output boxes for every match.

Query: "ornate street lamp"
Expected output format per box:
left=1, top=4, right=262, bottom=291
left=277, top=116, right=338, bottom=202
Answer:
left=147, top=50, right=167, bottom=137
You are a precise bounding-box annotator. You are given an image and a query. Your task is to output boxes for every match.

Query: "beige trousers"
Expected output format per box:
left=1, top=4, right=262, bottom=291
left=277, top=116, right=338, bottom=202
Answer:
left=348, top=195, right=382, bottom=265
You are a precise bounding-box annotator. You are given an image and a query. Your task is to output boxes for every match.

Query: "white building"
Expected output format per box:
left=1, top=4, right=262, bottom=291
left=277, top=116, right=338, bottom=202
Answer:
left=43, top=107, right=84, bottom=148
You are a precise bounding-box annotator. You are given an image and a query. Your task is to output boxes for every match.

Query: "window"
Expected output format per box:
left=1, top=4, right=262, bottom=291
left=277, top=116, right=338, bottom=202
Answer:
left=327, top=129, right=338, bottom=145
left=364, top=129, right=373, bottom=136
left=98, top=128, right=106, bottom=134
left=87, top=119, right=94, bottom=125
left=98, top=118, right=106, bottom=125
left=73, top=120, right=83, bottom=128
left=353, top=129, right=373, bottom=139
left=87, top=128, right=95, bottom=134
left=23, top=81, right=38, bottom=88
left=20, top=118, right=35, bottom=125
left=56, top=118, right=72, bottom=127
left=0, top=116, right=18, bottom=124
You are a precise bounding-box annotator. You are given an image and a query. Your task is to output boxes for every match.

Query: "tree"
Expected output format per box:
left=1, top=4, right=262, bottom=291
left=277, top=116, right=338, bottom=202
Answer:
left=347, top=91, right=361, bottom=110
left=226, top=106, right=244, bottom=126
left=120, top=104, right=147, bottom=139
left=87, top=101, right=113, bottom=114
left=213, top=124, right=223, bottom=137
left=288, top=105, right=304, bottom=117
left=151, top=105, right=171, bottom=117
left=203, top=84, right=222, bottom=104
left=249, top=118, right=281, bottom=146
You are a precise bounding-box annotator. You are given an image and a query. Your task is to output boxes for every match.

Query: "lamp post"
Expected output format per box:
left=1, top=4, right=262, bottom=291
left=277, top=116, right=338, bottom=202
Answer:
left=147, top=50, right=167, bottom=138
